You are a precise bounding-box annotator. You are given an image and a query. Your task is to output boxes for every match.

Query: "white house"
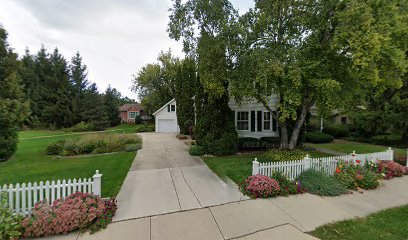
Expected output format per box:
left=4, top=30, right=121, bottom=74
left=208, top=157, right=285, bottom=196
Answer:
left=154, top=97, right=279, bottom=139
left=153, top=98, right=180, bottom=133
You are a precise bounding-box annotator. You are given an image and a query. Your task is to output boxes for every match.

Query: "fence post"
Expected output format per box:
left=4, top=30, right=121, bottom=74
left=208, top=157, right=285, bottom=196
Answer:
left=252, top=158, right=260, bottom=175
left=304, top=154, right=311, bottom=170
left=387, top=147, right=394, bottom=161
left=351, top=151, right=356, bottom=162
left=92, top=170, right=103, bottom=196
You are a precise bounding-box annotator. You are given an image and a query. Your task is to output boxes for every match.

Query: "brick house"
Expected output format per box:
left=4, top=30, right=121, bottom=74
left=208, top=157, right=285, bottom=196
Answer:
left=119, top=103, right=144, bottom=123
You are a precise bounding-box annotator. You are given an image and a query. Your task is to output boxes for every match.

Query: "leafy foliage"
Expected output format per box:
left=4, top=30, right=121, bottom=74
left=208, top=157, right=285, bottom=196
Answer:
left=298, top=169, right=347, bottom=196
left=305, top=132, right=335, bottom=143
left=0, top=26, right=30, bottom=161
left=334, top=160, right=382, bottom=190
left=240, top=175, right=280, bottom=198
left=87, top=198, right=117, bottom=234
left=323, top=125, right=350, bottom=138
left=189, top=145, right=205, bottom=156
left=22, top=192, right=105, bottom=238
left=264, top=149, right=307, bottom=162
left=46, top=140, right=65, bottom=155
left=0, top=192, right=23, bottom=240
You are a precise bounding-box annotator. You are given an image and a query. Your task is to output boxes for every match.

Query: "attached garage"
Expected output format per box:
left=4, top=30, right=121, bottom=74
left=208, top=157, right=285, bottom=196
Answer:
left=153, top=99, right=180, bottom=133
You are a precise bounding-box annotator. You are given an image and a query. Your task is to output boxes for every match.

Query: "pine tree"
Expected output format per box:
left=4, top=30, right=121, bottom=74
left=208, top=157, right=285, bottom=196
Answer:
left=81, top=84, right=110, bottom=130
left=0, top=26, right=30, bottom=161
left=70, top=52, right=89, bottom=124
left=104, top=85, right=121, bottom=127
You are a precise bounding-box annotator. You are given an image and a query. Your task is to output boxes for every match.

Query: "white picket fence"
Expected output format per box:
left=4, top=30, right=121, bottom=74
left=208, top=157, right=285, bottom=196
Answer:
left=0, top=170, right=102, bottom=216
left=252, top=148, right=394, bottom=180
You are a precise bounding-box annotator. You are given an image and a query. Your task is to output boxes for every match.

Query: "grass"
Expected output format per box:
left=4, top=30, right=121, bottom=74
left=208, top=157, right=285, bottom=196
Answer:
left=203, top=150, right=333, bottom=185
left=0, top=126, right=141, bottom=197
left=308, top=140, right=407, bottom=157
left=310, top=205, right=408, bottom=240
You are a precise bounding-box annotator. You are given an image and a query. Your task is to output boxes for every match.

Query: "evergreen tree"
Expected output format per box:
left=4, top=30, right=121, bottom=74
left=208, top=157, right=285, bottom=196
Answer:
left=0, top=26, right=30, bottom=161
left=175, top=58, right=196, bottom=134
left=81, top=84, right=110, bottom=130
left=19, top=49, right=40, bottom=124
left=104, top=85, right=121, bottom=127
left=70, top=52, right=89, bottom=124
left=34, top=46, right=53, bottom=125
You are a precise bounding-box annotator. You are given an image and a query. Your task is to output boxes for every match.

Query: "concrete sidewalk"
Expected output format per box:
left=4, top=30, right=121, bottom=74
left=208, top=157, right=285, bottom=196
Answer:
left=113, top=133, right=246, bottom=221
left=47, top=176, right=408, bottom=240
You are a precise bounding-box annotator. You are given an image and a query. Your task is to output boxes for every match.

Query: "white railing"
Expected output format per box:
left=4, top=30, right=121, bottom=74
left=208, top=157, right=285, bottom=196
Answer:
left=0, top=170, right=102, bottom=216
left=252, top=148, right=394, bottom=180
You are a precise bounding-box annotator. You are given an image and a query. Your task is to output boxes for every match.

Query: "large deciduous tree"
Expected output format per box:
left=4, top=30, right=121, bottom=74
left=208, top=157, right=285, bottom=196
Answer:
left=0, top=26, right=30, bottom=161
left=230, top=0, right=407, bottom=149
left=131, top=50, right=178, bottom=113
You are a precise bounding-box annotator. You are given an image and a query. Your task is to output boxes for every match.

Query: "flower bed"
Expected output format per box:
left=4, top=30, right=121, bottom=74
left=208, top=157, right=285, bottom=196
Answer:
left=22, top=192, right=117, bottom=238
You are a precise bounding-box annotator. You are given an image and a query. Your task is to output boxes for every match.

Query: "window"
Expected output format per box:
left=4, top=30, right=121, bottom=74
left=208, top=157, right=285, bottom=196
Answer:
left=237, top=112, right=249, bottom=130
left=170, top=105, right=176, bottom=112
left=128, top=112, right=138, bottom=119
left=264, top=112, right=271, bottom=130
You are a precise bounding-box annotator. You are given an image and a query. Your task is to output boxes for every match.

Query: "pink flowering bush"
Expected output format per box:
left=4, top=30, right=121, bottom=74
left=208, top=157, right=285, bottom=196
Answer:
left=22, top=192, right=105, bottom=238
left=240, top=175, right=280, bottom=198
left=378, top=160, right=407, bottom=179
left=87, top=198, right=118, bottom=234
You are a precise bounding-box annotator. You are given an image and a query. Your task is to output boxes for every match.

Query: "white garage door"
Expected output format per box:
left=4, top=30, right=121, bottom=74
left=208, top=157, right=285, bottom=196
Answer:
left=158, top=119, right=177, bottom=133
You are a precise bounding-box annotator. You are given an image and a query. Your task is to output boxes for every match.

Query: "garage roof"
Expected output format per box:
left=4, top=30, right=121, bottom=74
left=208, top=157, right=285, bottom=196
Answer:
left=152, top=98, right=176, bottom=116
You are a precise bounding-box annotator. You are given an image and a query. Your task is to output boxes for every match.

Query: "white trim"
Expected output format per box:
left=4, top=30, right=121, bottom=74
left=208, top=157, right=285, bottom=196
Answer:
left=152, top=98, right=176, bottom=116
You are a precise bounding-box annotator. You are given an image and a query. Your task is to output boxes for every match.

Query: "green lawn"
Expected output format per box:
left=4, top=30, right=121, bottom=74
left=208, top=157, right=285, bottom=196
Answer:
left=1, top=127, right=140, bottom=197
left=203, top=150, right=333, bottom=185
left=310, top=205, right=408, bottom=240
left=308, top=141, right=407, bottom=157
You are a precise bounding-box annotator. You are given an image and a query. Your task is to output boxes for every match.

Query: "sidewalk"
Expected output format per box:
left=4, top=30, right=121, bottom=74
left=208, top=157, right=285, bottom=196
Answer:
left=45, top=176, right=408, bottom=240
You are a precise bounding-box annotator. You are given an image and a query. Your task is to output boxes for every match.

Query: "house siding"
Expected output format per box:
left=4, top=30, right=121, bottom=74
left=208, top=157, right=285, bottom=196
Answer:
left=229, top=97, right=279, bottom=139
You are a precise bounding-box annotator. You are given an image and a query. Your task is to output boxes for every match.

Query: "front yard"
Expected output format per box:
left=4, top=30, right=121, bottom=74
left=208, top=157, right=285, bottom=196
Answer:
left=0, top=125, right=148, bottom=197
left=311, top=204, right=408, bottom=240
left=204, top=150, right=333, bottom=185
left=308, top=140, right=407, bottom=158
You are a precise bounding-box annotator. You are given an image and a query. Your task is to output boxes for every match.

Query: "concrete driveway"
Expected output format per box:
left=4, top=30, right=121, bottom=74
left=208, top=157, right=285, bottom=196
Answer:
left=114, top=133, right=246, bottom=221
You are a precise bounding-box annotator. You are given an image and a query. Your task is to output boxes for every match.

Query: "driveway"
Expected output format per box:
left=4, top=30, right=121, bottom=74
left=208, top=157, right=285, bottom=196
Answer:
left=114, top=133, right=246, bottom=221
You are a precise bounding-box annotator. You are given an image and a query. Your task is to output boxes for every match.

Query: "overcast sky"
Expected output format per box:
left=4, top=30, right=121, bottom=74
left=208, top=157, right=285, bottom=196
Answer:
left=0, top=0, right=253, bottom=99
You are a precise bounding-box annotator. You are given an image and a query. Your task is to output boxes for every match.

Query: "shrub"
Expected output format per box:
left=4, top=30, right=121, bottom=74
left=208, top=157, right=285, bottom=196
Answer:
left=0, top=127, right=18, bottom=162
left=46, top=140, right=65, bottom=155
left=371, top=134, right=402, bottom=146
left=323, top=124, right=349, bottom=138
left=240, top=175, right=280, bottom=198
left=135, top=125, right=155, bottom=132
left=334, top=160, right=382, bottom=190
left=213, top=132, right=239, bottom=156
left=184, top=120, right=194, bottom=135
left=189, top=145, right=205, bottom=156
left=264, top=149, right=307, bottom=162
left=377, top=160, right=407, bottom=179
left=271, top=172, right=299, bottom=196
left=298, top=169, right=347, bottom=196
left=0, top=193, right=23, bottom=240
left=67, top=121, right=95, bottom=132
left=304, top=132, right=334, bottom=143
left=22, top=192, right=105, bottom=238
left=188, top=126, right=195, bottom=140
left=238, top=137, right=264, bottom=150
left=125, top=143, right=142, bottom=152
left=135, top=115, right=142, bottom=124
left=260, top=137, right=280, bottom=145
left=61, top=134, right=142, bottom=156
left=87, top=198, right=117, bottom=234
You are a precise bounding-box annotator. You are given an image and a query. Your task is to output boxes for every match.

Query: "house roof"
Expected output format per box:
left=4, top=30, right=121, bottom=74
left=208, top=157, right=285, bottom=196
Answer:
left=119, top=103, right=142, bottom=112
left=152, top=98, right=176, bottom=116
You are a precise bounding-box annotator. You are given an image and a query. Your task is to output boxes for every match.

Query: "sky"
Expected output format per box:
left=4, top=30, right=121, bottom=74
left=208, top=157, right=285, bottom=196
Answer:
left=0, top=0, right=254, bottom=99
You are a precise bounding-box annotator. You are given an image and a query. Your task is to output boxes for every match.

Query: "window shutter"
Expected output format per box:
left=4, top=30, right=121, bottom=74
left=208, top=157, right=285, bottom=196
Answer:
left=251, top=111, right=256, bottom=132
left=257, top=111, right=262, bottom=132
left=272, top=111, right=277, bottom=131
left=167, top=105, right=170, bottom=112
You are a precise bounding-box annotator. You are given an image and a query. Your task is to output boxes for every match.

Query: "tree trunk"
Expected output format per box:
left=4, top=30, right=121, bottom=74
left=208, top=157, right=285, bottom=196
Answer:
left=280, top=122, right=289, bottom=149
left=288, top=101, right=313, bottom=150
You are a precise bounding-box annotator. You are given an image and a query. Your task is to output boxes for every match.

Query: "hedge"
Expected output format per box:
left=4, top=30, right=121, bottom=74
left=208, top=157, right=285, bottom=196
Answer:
left=305, top=132, right=334, bottom=143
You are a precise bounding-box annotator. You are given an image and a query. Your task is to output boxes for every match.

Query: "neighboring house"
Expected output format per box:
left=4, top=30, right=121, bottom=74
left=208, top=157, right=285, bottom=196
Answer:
left=119, top=103, right=144, bottom=123
left=154, top=97, right=279, bottom=138
left=153, top=98, right=179, bottom=133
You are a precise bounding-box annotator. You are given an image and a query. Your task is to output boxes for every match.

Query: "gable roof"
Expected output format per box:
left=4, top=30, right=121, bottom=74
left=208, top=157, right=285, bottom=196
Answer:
left=152, top=98, right=176, bottom=116
left=119, top=103, right=142, bottom=112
